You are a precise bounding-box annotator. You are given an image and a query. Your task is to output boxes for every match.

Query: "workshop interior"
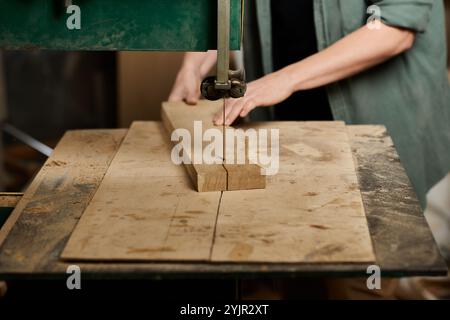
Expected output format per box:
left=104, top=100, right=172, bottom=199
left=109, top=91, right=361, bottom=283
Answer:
left=0, top=0, right=449, bottom=305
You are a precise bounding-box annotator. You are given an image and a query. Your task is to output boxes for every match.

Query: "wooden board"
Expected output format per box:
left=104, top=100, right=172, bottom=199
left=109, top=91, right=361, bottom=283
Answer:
left=161, top=101, right=266, bottom=192
left=0, top=129, right=126, bottom=272
left=61, top=121, right=374, bottom=264
left=0, top=125, right=446, bottom=278
left=61, top=122, right=222, bottom=261
left=0, top=193, right=23, bottom=208
left=211, top=122, right=375, bottom=263
left=161, top=101, right=227, bottom=192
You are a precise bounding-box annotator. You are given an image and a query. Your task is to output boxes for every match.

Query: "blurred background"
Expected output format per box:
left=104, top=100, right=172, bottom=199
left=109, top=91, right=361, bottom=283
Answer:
left=0, top=51, right=184, bottom=191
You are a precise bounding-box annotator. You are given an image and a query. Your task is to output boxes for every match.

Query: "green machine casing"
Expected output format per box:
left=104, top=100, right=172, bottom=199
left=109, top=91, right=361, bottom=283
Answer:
left=0, top=0, right=242, bottom=51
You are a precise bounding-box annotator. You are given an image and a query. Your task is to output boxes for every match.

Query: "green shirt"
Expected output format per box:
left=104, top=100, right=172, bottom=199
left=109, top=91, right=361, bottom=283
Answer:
left=250, top=0, right=450, bottom=208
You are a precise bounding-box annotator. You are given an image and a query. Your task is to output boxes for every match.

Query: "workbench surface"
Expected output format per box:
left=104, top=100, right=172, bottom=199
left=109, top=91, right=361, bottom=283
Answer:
left=0, top=123, right=446, bottom=280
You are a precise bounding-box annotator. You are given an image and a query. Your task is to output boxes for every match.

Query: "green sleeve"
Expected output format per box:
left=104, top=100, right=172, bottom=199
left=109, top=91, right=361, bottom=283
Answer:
left=368, top=0, right=435, bottom=32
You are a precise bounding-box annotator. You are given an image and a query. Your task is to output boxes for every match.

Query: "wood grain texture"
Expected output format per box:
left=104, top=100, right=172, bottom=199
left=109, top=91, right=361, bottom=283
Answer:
left=0, top=125, right=446, bottom=278
left=61, top=122, right=222, bottom=261
left=161, top=101, right=265, bottom=192
left=211, top=122, right=375, bottom=263
left=0, top=129, right=126, bottom=273
left=161, top=101, right=227, bottom=192
left=63, top=121, right=374, bottom=264
left=347, top=125, right=447, bottom=274
left=0, top=193, right=23, bottom=208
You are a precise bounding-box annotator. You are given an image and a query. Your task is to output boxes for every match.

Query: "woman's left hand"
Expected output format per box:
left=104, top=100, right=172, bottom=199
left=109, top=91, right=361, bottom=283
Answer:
left=213, top=69, right=295, bottom=126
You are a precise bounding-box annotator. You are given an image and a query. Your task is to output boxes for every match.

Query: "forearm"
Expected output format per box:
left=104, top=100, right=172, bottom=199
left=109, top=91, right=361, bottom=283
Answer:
left=285, top=23, right=415, bottom=91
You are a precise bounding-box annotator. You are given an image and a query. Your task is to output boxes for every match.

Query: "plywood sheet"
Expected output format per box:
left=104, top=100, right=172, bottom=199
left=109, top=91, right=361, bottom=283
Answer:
left=61, top=122, right=221, bottom=261
left=211, top=122, right=375, bottom=263
left=62, top=121, right=374, bottom=264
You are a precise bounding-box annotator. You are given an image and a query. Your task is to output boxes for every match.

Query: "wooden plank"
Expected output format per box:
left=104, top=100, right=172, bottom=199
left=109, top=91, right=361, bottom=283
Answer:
left=161, top=101, right=227, bottom=192
left=224, top=164, right=266, bottom=191
left=61, top=122, right=222, bottom=262
left=0, top=193, right=23, bottom=208
left=0, top=129, right=127, bottom=273
left=211, top=122, right=375, bottom=263
left=0, top=125, right=446, bottom=278
left=161, top=100, right=265, bottom=192
left=223, top=122, right=267, bottom=191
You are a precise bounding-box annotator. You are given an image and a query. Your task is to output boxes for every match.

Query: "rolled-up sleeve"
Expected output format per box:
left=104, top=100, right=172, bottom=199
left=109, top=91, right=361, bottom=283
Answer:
left=368, top=0, right=435, bottom=32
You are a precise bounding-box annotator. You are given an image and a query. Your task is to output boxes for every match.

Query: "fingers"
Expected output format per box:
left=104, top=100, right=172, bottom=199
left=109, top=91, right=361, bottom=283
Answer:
left=227, top=99, right=257, bottom=125
left=168, top=89, right=181, bottom=102
left=213, top=100, right=230, bottom=125
left=225, top=99, right=246, bottom=126
left=240, top=100, right=255, bottom=117
left=213, top=98, right=256, bottom=126
left=185, top=91, right=200, bottom=105
left=168, top=84, right=200, bottom=105
left=168, top=68, right=201, bottom=104
left=184, top=80, right=201, bottom=105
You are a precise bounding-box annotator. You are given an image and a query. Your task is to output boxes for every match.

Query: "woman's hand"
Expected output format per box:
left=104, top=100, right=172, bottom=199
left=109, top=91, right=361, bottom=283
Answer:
left=168, top=51, right=217, bottom=105
left=168, top=65, right=202, bottom=105
left=213, top=69, right=295, bottom=125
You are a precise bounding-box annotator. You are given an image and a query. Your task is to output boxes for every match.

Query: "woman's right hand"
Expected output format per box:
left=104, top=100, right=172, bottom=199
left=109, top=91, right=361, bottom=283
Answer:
left=168, top=51, right=217, bottom=105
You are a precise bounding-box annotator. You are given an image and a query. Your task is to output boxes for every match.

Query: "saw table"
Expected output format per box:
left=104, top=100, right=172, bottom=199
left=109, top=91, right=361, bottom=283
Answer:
left=0, top=121, right=446, bottom=280
left=0, top=0, right=446, bottom=280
